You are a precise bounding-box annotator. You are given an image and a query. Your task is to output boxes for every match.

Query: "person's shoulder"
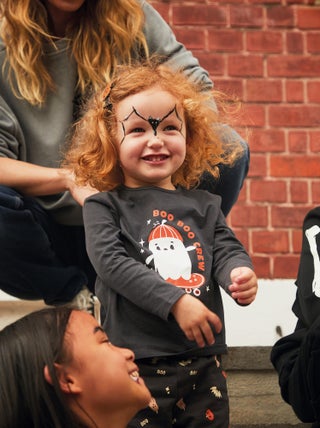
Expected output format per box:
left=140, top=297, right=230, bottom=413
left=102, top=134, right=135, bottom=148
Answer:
left=139, top=0, right=157, bottom=16
left=303, top=206, right=320, bottom=228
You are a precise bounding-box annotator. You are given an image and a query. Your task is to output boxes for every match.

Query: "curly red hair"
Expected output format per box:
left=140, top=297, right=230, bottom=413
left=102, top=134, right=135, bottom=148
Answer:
left=64, top=61, right=244, bottom=191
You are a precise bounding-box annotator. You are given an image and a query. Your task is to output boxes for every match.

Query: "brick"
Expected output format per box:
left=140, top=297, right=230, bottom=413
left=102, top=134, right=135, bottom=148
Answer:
left=172, top=5, right=227, bottom=26
left=247, top=31, right=283, bottom=53
left=268, top=56, right=320, bottom=77
left=307, top=32, right=320, bottom=53
left=251, top=0, right=282, bottom=3
left=269, top=105, right=320, bottom=127
left=285, top=80, right=304, bottom=103
left=290, top=180, right=309, bottom=203
left=200, top=55, right=225, bottom=76
left=311, top=180, right=320, bottom=203
left=251, top=256, right=271, bottom=279
left=228, top=55, right=264, bottom=77
left=246, top=79, right=282, bottom=103
left=270, top=155, right=320, bottom=177
left=242, top=104, right=266, bottom=127
left=273, top=255, right=300, bottom=278
left=287, top=0, right=316, bottom=4
left=271, top=206, right=312, bottom=227
left=250, top=180, right=287, bottom=203
left=310, top=131, right=320, bottom=152
left=208, top=30, right=243, bottom=52
left=230, top=206, right=268, bottom=227
left=174, top=29, right=207, bottom=50
left=267, top=6, right=295, bottom=28
left=249, top=129, right=286, bottom=153
left=297, top=7, right=320, bottom=29
left=286, top=31, right=304, bottom=54
left=248, top=154, right=268, bottom=178
left=288, top=131, right=308, bottom=152
left=252, top=231, right=289, bottom=253
left=292, top=228, right=303, bottom=254
left=214, top=79, right=244, bottom=99
left=307, top=81, right=320, bottom=103
left=230, top=5, right=264, bottom=28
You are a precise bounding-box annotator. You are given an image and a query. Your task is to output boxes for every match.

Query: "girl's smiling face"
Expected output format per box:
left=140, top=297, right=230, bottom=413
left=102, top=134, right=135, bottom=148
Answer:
left=63, top=311, right=151, bottom=425
left=115, top=86, right=187, bottom=190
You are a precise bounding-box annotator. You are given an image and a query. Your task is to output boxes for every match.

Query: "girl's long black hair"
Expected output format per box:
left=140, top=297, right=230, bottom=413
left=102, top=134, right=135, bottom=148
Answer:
left=0, top=307, right=85, bottom=428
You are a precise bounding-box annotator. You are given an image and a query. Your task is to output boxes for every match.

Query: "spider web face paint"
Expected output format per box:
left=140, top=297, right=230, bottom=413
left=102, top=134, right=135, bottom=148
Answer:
left=119, top=105, right=183, bottom=144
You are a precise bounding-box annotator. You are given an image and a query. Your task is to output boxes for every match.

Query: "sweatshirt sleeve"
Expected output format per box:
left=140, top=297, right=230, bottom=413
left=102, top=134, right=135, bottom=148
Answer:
left=83, top=195, right=186, bottom=320
left=0, top=95, right=25, bottom=159
left=141, top=0, right=213, bottom=91
left=211, top=210, right=253, bottom=293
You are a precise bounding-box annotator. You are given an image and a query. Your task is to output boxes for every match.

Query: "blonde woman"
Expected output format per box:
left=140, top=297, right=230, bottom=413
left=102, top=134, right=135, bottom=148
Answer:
left=0, top=0, right=248, bottom=313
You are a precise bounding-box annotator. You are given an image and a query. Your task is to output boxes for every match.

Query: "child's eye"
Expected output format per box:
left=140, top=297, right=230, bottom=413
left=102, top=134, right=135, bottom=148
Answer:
left=130, top=127, right=145, bottom=133
left=164, top=125, right=179, bottom=131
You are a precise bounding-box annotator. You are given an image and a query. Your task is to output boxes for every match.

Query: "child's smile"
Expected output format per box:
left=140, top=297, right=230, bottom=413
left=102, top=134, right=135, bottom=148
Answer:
left=116, top=86, right=186, bottom=190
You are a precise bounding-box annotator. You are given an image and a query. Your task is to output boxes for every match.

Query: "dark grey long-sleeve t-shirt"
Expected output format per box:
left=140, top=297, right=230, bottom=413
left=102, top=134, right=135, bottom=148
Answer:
left=84, top=186, right=253, bottom=359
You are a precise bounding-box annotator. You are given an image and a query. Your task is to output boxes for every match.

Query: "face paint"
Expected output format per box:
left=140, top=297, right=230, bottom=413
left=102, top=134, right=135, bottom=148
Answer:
left=119, top=105, right=183, bottom=144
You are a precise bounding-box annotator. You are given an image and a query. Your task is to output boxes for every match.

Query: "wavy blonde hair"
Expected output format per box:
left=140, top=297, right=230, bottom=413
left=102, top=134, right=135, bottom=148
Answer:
left=64, top=61, right=244, bottom=190
left=0, top=0, right=148, bottom=105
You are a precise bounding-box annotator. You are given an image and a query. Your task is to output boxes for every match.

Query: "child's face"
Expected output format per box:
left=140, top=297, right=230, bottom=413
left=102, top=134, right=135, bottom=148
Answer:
left=115, top=86, right=186, bottom=190
left=64, top=311, right=151, bottom=418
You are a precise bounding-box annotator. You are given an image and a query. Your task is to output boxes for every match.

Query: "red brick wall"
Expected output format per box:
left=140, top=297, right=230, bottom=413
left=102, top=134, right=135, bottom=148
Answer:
left=150, top=0, right=320, bottom=279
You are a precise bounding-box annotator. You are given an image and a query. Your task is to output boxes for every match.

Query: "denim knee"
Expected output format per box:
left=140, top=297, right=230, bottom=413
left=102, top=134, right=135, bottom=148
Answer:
left=0, top=185, right=24, bottom=210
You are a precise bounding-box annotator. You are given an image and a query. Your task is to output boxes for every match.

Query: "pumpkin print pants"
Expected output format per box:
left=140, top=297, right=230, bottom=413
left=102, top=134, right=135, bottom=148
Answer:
left=128, top=355, right=229, bottom=428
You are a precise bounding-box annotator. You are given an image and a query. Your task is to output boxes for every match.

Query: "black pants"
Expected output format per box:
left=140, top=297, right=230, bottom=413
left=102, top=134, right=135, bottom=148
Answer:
left=0, top=185, right=95, bottom=305
left=271, top=316, right=320, bottom=424
left=128, top=355, right=229, bottom=428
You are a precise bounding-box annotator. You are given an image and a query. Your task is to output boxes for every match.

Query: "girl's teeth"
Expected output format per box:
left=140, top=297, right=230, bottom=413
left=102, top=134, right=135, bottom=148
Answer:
left=130, top=371, right=139, bottom=382
left=145, top=155, right=166, bottom=161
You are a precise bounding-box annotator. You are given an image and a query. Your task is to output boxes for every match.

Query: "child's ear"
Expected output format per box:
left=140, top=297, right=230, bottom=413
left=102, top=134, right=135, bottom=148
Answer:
left=44, top=364, right=82, bottom=394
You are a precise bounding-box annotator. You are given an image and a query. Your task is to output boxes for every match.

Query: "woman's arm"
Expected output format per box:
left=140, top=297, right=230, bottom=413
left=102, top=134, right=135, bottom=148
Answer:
left=0, top=157, right=68, bottom=196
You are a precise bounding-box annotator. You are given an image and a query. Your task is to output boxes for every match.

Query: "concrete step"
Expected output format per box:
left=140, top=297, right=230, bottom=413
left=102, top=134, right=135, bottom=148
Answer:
left=223, top=347, right=312, bottom=427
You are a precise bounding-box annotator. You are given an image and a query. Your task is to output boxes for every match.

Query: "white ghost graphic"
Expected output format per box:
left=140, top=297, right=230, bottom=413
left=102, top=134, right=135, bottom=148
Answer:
left=145, top=220, right=195, bottom=280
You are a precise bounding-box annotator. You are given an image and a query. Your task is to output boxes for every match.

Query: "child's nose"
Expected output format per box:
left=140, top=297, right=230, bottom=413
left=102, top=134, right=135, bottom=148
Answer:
left=147, top=133, right=164, bottom=147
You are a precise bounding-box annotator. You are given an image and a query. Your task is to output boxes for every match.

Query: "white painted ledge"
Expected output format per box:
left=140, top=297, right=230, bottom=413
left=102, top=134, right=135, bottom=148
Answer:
left=222, top=279, right=298, bottom=346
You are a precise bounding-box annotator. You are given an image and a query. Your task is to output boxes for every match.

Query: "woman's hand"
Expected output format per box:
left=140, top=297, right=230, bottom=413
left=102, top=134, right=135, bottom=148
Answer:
left=61, top=168, right=99, bottom=206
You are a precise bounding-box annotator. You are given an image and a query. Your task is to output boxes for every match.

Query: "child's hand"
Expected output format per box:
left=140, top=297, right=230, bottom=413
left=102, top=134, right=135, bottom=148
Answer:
left=171, top=294, right=222, bottom=348
left=228, top=266, right=258, bottom=305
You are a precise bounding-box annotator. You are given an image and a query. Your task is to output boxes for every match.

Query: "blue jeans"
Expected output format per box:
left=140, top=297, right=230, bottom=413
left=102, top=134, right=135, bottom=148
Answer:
left=0, top=186, right=95, bottom=305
